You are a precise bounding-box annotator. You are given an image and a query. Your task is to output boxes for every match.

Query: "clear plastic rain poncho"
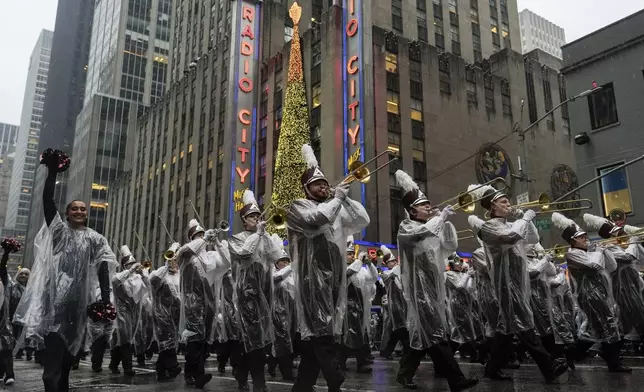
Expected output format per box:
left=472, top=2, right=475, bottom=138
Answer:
left=216, top=269, right=238, bottom=342
left=605, top=242, right=644, bottom=338
left=398, top=216, right=457, bottom=350
left=0, top=254, right=14, bottom=351
left=479, top=217, right=538, bottom=334
left=112, top=263, right=147, bottom=347
left=86, top=260, right=119, bottom=348
left=13, top=217, right=116, bottom=356
left=382, top=265, right=407, bottom=333
left=549, top=270, right=577, bottom=345
left=149, top=263, right=181, bottom=352
left=343, top=257, right=378, bottom=349
left=272, top=264, right=296, bottom=357
left=445, top=269, right=479, bottom=344
left=566, top=247, right=620, bottom=343
left=526, top=253, right=557, bottom=338
left=229, top=231, right=281, bottom=352
left=134, top=271, right=155, bottom=355
left=469, top=248, right=499, bottom=337
left=177, top=237, right=230, bottom=344
left=286, top=198, right=370, bottom=340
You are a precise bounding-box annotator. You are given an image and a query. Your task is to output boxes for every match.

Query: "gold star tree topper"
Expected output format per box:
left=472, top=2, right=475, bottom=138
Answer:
left=289, top=1, right=302, bottom=25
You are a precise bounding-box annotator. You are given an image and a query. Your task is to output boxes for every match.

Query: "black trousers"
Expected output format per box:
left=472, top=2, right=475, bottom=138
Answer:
left=42, top=334, right=75, bottom=392
left=398, top=341, right=464, bottom=387
left=109, top=344, right=133, bottom=371
left=293, top=336, right=344, bottom=392
left=382, top=328, right=410, bottom=357
left=185, top=341, right=208, bottom=380
left=486, top=330, right=553, bottom=376
left=339, top=344, right=369, bottom=368
left=268, top=352, right=294, bottom=378
left=0, top=349, right=14, bottom=379
left=571, top=339, right=623, bottom=369
left=236, top=347, right=267, bottom=389
left=217, top=340, right=243, bottom=370
left=90, top=335, right=108, bottom=368
left=156, top=349, right=180, bottom=374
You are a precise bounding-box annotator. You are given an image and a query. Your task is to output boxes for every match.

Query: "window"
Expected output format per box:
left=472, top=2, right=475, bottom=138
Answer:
left=484, top=76, right=495, bottom=112
left=312, top=84, right=321, bottom=108
left=390, top=188, right=405, bottom=242
left=410, top=99, right=423, bottom=121
left=385, top=52, right=398, bottom=73
left=392, top=0, right=403, bottom=32
left=439, top=58, right=450, bottom=95
left=598, top=163, right=632, bottom=216
left=502, top=80, right=511, bottom=115
left=387, top=91, right=399, bottom=114
left=588, top=82, right=618, bottom=130
left=412, top=138, right=425, bottom=161
left=466, top=69, right=477, bottom=106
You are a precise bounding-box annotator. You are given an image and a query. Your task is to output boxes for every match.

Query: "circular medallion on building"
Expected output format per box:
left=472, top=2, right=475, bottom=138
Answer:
left=551, top=164, right=581, bottom=218
left=475, top=143, right=514, bottom=196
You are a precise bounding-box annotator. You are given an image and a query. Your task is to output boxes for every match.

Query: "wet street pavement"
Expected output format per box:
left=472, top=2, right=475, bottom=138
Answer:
left=7, top=354, right=644, bottom=391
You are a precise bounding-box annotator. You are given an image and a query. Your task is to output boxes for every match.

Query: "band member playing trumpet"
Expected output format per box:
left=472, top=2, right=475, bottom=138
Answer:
left=229, top=190, right=281, bottom=392
left=551, top=212, right=629, bottom=372
left=470, top=184, right=568, bottom=383
left=394, top=170, right=478, bottom=391
left=287, top=144, right=370, bottom=392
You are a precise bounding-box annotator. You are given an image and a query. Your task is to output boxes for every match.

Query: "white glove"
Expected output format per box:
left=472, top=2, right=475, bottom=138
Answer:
left=467, top=268, right=475, bottom=276
left=204, top=229, right=218, bottom=243
left=334, top=184, right=350, bottom=201
left=440, top=206, right=455, bottom=220
left=129, top=262, right=142, bottom=273
left=257, top=221, right=267, bottom=235
left=522, top=209, right=536, bottom=221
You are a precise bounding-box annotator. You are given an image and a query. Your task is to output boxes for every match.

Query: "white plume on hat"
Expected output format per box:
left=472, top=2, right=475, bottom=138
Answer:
left=468, top=215, right=485, bottom=233
left=467, top=184, right=495, bottom=201
left=346, top=235, right=355, bottom=253
left=395, top=170, right=419, bottom=194
left=623, top=225, right=641, bottom=235
left=302, top=144, right=318, bottom=169
left=552, top=212, right=576, bottom=230
left=380, top=244, right=393, bottom=258
left=242, top=189, right=258, bottom=206
left=271, top=233, right=289, bottom=260
left=120, top=245, right=132, bottom=258
left=583, top=213, right=610, bottom=230
left=188, top=219, right=200, bottom=230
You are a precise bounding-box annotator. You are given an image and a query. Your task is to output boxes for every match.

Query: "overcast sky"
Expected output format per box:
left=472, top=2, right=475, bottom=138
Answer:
left=0, top=0, right=642, bottom=125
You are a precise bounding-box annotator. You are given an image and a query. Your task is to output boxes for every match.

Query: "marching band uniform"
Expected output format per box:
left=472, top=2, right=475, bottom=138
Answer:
left=379, top=246, right=409, bottom=359
left=287, top=144, right=369, bottom=392
left=525, top=244, right=557, bottom=354
left=552, top=213, right=629, bottom=372
left=229, top=190, right=281, bottom=392
left=134, top=275, right=154, bottom=367
left=548, top=269, right=577, bottom=359
left=109, top=246, right=147, bottom=376
left=149, top=243, right=182, bottom=381
left=14, top=159, right=115, bottom=392
left=10, top=268, right=30, bottom=361
left=267, top=235, right=297, bottom=381
left=394, top=170, right=478, bottom=392
left=445, top=255, right=480, bottom=359
left=471, top=184, right=567, bottom=383
left=0, top=248, right=15, bottom=384
left=215, top=269, right=241, bottom=375
left=87, top=262, right=118, bottom=373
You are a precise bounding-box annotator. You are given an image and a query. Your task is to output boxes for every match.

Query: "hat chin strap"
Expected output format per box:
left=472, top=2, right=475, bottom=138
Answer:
left=304, top=185, right=327, bottom=203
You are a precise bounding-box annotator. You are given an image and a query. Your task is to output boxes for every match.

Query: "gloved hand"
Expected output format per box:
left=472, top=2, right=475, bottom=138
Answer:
left=522, top=209, right=536, bottom=221
left=257, top=221, right=267, bottom=235
left=467, top=268, right=475, bottom=276
left=440, top=206, right=455, bottom=220
left=129, top=262, right=142, bottom=273
left=334, top=184, right=350, bottom=201
left=204, top=229, right=218, bottom=243
left=590, top=263, right=603, bottom=271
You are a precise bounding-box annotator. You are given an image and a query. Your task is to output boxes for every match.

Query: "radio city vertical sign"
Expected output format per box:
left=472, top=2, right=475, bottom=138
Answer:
left=229, top=0, right=261, bottom=227
left=343, top=0, right=365, bottom=202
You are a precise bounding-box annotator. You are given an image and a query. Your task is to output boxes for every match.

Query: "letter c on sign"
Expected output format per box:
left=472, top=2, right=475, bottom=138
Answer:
left=347, top=56, right=359, bottom=75
left=238, top=110, right=251, bottom=125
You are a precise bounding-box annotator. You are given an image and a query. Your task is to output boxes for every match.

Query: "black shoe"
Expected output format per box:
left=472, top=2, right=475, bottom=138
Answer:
left=124, top=369, right=136, bottom=377
left=565, top=350, right=576, bottom=371
left=449, top=377, right=479, bottom=392
left=365, top=358, right=374, bottom=365
left=396, top=375, right=418, bottom=389
left=434, top=370, right=447, bottom=379
left=168, top=366, right=182, bottom=378
left=109, top=365, right=120, bottom=374
left=282, top=374, right=296, bottom=382
left=157, top=370, right=172, bottom=382
left=26, top=352, right=32, bottom=361
left=502, top=359, right=521, bottom=369
left=92, top=363, right=102, bottom=373
left=194, top=373, right=213, bottom=389
left=609, top=365, right=632, bottom=373
left=545, top=359, right=569, bottom=383
left=238, top=382, right=250, bottom=390
left=267, top=364, right=276, bottom=378
left=484, top=371, right=512, bottom=381
left=218, top=363, right=226, bottom=374
left=185, top=376, right=195, bottom=385
left=14, top=353, right=22, bottom=360
left=356, top=365, right=372, bottom=374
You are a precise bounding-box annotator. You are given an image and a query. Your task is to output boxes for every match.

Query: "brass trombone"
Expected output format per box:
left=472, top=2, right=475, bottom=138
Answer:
left=543, top=244, right=570, bottom=260
left=608, top=208, right=627, bottom=225
left=435, top=177, right=509, bottom=214
left=484, top=194, right=593, bottom=219
left=333, top=150, right=398, bottom=187
left=457, top=229, right=475, bottom=240
left=596, top=232, right=644, bottom=246
left=259, top=203, right=288, bottom=230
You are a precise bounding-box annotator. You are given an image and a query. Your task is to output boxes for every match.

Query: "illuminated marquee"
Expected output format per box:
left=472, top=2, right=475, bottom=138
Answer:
left=343, top=0, right=365, bottom=201
left=230, top=0, right=261, bottom=227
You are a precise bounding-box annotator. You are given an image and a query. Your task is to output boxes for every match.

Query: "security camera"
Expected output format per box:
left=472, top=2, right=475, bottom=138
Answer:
left=574, top=132, right=590, bottom=146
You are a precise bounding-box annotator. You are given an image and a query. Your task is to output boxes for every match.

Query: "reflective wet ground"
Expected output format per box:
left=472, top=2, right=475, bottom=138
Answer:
left=9, top=354, right=644, bottom=391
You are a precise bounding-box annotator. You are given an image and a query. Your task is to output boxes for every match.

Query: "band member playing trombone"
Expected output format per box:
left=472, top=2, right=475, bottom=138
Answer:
left=551, top=213, right=629, bottom=372
left=583, top=213, right=644, bottom=341
left=229, top=190, right=281, bottom=392
left=470, top=184, right=568, bottom=383
left=394, top=170, right=478, bottom=392
left=149, top=242, right=182, bottom=381
left=525, top=243, right=557, bottom=354
left=287, top=144, right=370, bottom=392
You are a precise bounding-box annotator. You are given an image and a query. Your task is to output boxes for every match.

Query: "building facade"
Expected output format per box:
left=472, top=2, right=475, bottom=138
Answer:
left=0, top=148, right=16, bottom=229
left=562, top=10, right=644, bottom=229
left=5, top=30, right=53, bottom=252
left=25, top=0, right=96, bottom=265
left=519, top=9, right=565, bottom=59
left=0, top=123, right=18, bottom=158
left=104, top=0, right=578, bottom=266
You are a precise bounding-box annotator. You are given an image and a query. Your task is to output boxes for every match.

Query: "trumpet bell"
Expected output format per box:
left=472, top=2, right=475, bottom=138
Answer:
left=142, top=260, right=153, bottom=269
left=164, top=250, right=175, bottom=260
left=375, top=249, right=384, bottom=258
left=218, top=220, right=230, bottom=232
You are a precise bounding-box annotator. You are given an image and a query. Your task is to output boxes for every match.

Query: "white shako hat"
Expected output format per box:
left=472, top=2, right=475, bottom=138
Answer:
left=120, top=245, right=135, bottom=266
left=380, top=244, right=393, bottom=263
left=346, top=235, right=355, bottom=253
left=188, top=219, right=205, bottom=240
left=552, top=212, right=586, bottom=242
left=395, top=170, right=429, bottom=212
left=300, top=144, right=328, bottom=188
left=467, top=183, right=507, bottom=211
left=239, top=189, right=261, bottom=220
left=583, top=213, right=621, bottom=239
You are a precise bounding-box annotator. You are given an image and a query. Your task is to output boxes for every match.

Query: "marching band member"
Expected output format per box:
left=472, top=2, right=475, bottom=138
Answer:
left=445, top=253, right=480, bottom=362
left=87, top=260, right=118, bottom=373
left=340, top=251, right=378, bottom=373
left=267, top=234, right=297, bottom=381
left=584, top=213, right=644, bottom=339
left=552, top=213, right=629, bottom=372
left=149, top=243, right=182, bottom=381
left=525, top=244, right=557, bottom=354
left=109, top=245, right=146, bottom=377
left=379, top=245, right=408, bottom=360
left=215, top=268, right=241, bottom=375
left=14, top=151, right=116, bottom=392
left=471, top=184, right=567, bottom=383
left=548, top=267, right=577, bottom=363
left=287, top=144, right=370, bottom=392
left=10, top=268, right=30, bottom=361
left=176, top=219, right=227, bottom=388
left=134, top=274, right=154, bottom=367
left=0, top=242, right=17, bottom=385
left=394, top=170, right=477, bottom=391
left=229, top=190, right=281, bottom=392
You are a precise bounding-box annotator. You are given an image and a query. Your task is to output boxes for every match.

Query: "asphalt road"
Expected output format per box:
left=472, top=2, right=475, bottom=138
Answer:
left=6, top=354, right=644, bottom=391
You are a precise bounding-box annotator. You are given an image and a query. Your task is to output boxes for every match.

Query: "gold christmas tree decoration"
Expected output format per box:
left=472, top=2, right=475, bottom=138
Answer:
left=289, top=2, right=302, bottom=25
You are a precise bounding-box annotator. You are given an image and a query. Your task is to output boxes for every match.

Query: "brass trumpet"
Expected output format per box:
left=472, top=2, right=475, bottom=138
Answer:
left=435, top=177, right=509, bottom=214
left=142, top=260, right=153, bottom=269
left=215, top=220, right=230, bottom=233
left=164, top=242, right=180, bottom=260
